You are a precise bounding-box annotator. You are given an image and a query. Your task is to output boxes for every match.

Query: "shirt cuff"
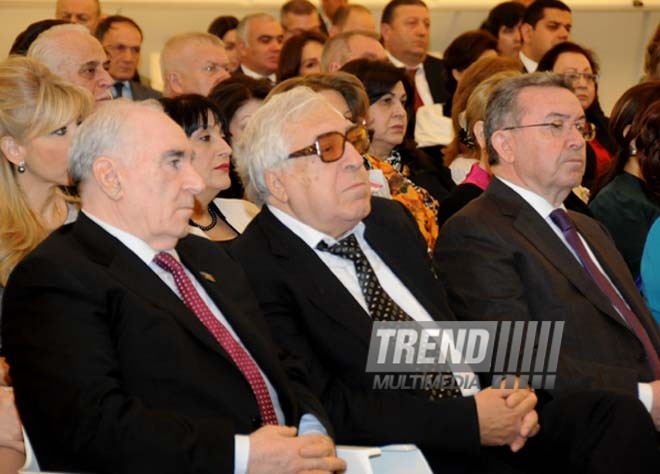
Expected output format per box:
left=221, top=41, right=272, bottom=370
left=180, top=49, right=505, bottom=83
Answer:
left=638, top=382, right=653, bottom=412
left=298, top=413, right=328, bottom=436
left=234, top=434, right=250, bottom=474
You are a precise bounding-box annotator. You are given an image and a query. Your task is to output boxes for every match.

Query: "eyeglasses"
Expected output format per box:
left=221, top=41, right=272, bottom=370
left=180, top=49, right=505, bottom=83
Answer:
left=500, top=120, right=596, bottom=141
left=562, top=72, right=598, bottom=83
left=287, top=124, right=370, bottom=163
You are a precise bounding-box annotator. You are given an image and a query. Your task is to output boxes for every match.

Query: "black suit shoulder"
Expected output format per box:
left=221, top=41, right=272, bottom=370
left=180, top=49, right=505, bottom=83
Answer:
left=423, top=54, right=450, bottom=105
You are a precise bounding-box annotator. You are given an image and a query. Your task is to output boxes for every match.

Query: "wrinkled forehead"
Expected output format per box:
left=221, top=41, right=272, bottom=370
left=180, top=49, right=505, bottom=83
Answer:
left=517, top=86, right=583, bottom=119
left=249, top=19, right=283, bottom=39
left=283, top=99, right=350, bottom=150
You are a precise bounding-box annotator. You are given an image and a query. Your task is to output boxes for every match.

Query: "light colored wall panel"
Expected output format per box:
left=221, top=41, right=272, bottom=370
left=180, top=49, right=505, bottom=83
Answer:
left=1, top=1, right=659, bottom=112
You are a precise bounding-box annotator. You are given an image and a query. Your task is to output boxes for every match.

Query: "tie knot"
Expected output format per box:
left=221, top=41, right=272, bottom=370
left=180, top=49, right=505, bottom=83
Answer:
left=153, top=251, right=181, bottom=274
left=316, top=233, right=361, bottom=260
left=549, top=208, right=575, bottom=232
left=113, top=81, right=124, bottom=98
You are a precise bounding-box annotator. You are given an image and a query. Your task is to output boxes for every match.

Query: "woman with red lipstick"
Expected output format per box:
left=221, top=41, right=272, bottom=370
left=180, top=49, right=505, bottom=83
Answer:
left=537, top=42, right=616, bottom=189
left=160, top=94, right=258, bottom=241
left=0, top=56, right=92, bottom=471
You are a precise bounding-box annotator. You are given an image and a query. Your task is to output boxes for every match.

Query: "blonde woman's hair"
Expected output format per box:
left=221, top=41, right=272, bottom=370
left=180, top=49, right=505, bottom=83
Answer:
left=0, top=55, right=93, bottom=285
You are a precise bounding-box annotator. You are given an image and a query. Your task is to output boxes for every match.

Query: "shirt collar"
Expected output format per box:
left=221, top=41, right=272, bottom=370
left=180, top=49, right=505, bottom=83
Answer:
left=267, top=204, right=365, bottom=249
left=82, top=210, right=176, bottom=265
left=386, top=51, right=423, bottom=70
left=240, top=63, right=276, bottom=83
left=495, top=177, right=563, bottom=219
left=519, top=51, right=538, bottom=72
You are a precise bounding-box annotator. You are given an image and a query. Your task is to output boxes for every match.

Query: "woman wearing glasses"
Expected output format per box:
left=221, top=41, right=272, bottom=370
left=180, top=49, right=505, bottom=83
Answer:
left=589, top=82, right=660, bottom=283
left=160, top=94, right=259, bottom=241
left=537, top=42, right=616, bottom=189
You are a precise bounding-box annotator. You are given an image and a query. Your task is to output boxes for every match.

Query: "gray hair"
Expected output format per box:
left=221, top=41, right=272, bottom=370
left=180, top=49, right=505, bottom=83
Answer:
left=161, top=32, right=224, bottom=76
left=234, top=87, right=330, bottom=205
left=321, top=30, right=380, bottom=72
left=27, top=23, right=91, bottom=74
left=236, top=13, right=277, bottom=45
left=485, top=72, right=571, bottom=165
left=69, top=99, right=163, bottom=183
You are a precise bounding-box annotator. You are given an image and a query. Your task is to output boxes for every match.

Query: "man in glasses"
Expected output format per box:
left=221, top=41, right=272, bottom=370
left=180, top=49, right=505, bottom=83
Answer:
left=436, top=73, right=660, bottom=467
left=95, top=15, right=161, bottom=101
left=231, top=86, right=546, bottom=472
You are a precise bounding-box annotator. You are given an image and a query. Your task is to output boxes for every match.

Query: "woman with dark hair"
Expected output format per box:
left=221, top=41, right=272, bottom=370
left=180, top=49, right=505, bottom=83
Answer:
left=160, top=94, right=258, bottom=240
left=341, top=59, right=455, bottom=250
left=589, top=82, right=660, bottom=281
left=207, top=15, right=240, bottom=73
left=276, top=31, right=327, bottom=82
left=480, top=1, right=525, bottom=58
left=208, top=75, right=272, bottom=198
left=441, top=30, right=498, bottom=117
left=537, top=42, right=615, bottom=188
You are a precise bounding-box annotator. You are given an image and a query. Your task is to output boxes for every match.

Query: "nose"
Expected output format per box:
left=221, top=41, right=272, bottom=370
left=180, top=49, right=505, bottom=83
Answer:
left=97, top=67, right=113, bottom=88
left=393, top=99, right=406, bottom=118
left=343, top=141, right=366, bottom=169
left=558, top=25, right=570, bottom=40
left=184, top=160, right=205, bottom=194
left=217, top=137, right=232, bottom=158
left=567, top=123, right=586, bottom=148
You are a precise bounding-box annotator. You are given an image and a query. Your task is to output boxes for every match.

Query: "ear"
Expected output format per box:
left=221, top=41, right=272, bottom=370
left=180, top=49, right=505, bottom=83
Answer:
left=326, top=61, right=340, bottom=73
left=328, top=25, right=339, bottom=38
left=490, top=129, right=516, bottom=165
left=235, top=39, right=248, bottom=60
left=166, top=72, right=183, bottom=96
left=0, top=136, right=26, bottom=166
left=473, top=120, right=486, bottom=150
left=520, top=23, right=533, bottom=44
left=264, top=168, right=288, bottom=203
left=380, top=23, right=391, bottom=44
left=92, top=157, right=123, bottom=200
left=451, top=68, right=462, bottom=83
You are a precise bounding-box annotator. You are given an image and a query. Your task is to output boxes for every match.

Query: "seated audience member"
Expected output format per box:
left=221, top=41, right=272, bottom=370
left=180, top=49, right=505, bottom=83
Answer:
left=519, top=0, right=572, bottom=72
left=321, top=30, right=386, bottom=72
left=27, top=23, right=113, bottom=104
left=480, top=1, right=526, bottom=58
left=329, top=4, right=376, bottom=36
left=443, top=55, right=523, bottom=184
left=160, top=94, right=259, bottom=239
left=161, top=32, right=230, bottom=98
left=280, top=0, right=326, bottom=41
left=435, top=73, right=660, bottom=442
left=441, top=30, right=498, bottom=117
left=276, top=31, right=327, bottom=82
left=438, top=71, right=521, bottom=228
left=0, top=55, right=93, bottom=472
left=231, top=86, right=542, bottom=473
left=95, top=15, right=161, bottom=100
left=2, top=99, right=344, bottom=474
left=9, top=19, right=67, bottom=55
left=235, top=14, right=284, bottom=82
left=55, top=0, right=100, bottom=33
left=208, top=16, right=241, bottom=73
left=589, top=82, right=660, bottom=281
left=342, top=60, right=455, bottom=201
left=538, top=42, right=615, bottom=188
left=208, top=75, right=273, bottom=198
left=642, top=219, right=660, bottom=324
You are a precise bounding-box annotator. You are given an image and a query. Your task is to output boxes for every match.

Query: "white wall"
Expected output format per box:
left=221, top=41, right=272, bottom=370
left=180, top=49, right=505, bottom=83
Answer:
left=1, top=1, right=659, bottom=113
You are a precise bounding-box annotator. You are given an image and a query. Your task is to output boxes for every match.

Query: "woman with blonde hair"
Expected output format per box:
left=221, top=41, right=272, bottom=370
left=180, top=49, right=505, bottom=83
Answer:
left=0, top=55, right=92, bottom=472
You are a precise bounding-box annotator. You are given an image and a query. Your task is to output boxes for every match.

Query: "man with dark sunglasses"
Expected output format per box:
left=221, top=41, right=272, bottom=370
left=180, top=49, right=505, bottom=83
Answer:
left=231, top=86, right=543, bottom=473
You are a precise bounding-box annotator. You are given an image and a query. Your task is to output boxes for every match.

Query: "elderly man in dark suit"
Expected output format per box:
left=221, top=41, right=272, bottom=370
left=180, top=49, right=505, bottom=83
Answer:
left=1, top=99, right=344, bottom=474
left=435, top=73, right=660, bottom=432
left=230, top=86, right=544, bottom=473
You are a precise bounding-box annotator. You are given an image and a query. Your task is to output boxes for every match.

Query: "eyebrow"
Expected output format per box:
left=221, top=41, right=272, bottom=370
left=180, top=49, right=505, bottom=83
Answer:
left=160, top=149, right=186, bottom=161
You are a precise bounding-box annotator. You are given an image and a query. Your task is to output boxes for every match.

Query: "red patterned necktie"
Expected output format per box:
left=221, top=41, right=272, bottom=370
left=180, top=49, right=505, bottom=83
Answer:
left=153, top=252, right=279, bottom=425
left=550, top=209, right=660, bottom=378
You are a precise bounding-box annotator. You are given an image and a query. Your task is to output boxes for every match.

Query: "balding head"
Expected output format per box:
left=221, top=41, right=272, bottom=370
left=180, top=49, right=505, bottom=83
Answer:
left=28, top=24, right=112, bottom=103
left=55, top=0, right=101, bottom=32
left=321, top=30, right=386, bottom=72
left=161, top=32, right=230, bottom=97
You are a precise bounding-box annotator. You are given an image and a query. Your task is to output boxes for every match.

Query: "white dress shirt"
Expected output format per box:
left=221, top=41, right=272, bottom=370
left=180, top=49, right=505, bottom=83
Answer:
left=83, top=211, right=324, bottom=473
left=519, top=51, right=538, bottom=73
left=495, top=178, right=653, bottom=411
left=269, top=205, right=480, bottom=396
left=239, top=64, right=276, bottom=84
left=386, top=51, right=433, bottom=106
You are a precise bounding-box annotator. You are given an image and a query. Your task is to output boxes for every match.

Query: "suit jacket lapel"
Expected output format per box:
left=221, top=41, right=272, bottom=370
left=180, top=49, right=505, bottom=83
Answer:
left=72, top=214, right=236, bottom=363
left=256, top=208, right=374, bottom=346
left=488, top=180, right=628, bottom=327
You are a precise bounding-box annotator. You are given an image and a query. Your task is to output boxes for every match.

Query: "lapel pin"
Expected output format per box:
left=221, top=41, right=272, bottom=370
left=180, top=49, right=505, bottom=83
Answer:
left=200, top=271, right=217, bottom=283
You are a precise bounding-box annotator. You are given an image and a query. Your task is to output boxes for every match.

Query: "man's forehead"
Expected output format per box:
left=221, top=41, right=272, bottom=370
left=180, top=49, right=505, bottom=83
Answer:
left=540, top=8, right=572, bottom=23
left=108, top=22, right=142, bottom=40
left=251, top=19, right=282, bottom=36
left=392, top=5, right=429, bottom=22
left=186, top=43, right=226, bottom=61
left=286, top=103, right=350, bottom=146
left=519, top=86, right=582, bottom=115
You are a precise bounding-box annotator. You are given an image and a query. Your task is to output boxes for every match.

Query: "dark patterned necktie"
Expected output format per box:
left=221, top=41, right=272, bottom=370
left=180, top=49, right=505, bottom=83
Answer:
left=550, top=209, right=660, bottom=378
left=317, top=234, right=462, bottom=398
left=154, top=252, right=280, bottom=425
left=113, top=82, right=123, bottom=98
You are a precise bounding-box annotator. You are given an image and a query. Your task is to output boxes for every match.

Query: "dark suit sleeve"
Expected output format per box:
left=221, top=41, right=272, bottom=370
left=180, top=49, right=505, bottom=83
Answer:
left=435, top=214, right=642, bottom=394
left=3, top=257, right=236, bottom=474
